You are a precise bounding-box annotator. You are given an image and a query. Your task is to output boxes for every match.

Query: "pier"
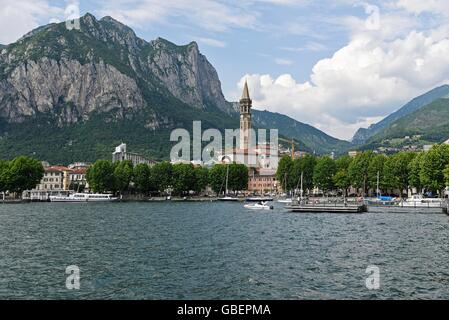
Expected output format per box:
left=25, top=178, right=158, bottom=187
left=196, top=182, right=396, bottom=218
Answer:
left=285, top=200, right=367, bottom=214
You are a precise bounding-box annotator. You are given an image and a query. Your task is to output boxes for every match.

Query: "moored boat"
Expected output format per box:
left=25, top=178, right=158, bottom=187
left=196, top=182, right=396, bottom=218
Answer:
left=367, top=195, right=447, bottom=213
left=244, top=202, right=273, bottom=210
left=49, top=193, right=119, bottom=202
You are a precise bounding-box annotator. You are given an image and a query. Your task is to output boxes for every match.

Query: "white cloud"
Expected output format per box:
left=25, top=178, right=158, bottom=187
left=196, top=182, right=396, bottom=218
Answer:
left=0, top=0, right=63, bottom=44
left=234, top=27, right=449, bottom=140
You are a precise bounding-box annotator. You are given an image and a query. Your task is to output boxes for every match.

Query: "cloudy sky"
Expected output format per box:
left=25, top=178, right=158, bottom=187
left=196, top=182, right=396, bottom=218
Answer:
left=1, top=0, right=449, bottom=140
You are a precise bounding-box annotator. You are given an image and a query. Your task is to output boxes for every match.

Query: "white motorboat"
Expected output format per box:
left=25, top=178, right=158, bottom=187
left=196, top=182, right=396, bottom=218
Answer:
left=244, top=202, right=273, bottom=210
left=50, top=193, right=119, bottom=202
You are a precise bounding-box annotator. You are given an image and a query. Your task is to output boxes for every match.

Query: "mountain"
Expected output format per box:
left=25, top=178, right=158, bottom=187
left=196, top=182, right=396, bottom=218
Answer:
left=0, top=13, right=348, bottom=164
left=364, top=98, right=449, bottom=147
left=352, top=85, right=449, bottom=144
left=0, top=44, right=4, bottom=49
left=252, top=110, right=351, bottom=154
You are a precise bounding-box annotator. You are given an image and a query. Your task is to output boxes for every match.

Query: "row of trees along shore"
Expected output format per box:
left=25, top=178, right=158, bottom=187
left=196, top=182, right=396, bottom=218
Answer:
left=0, top=156, right=44, bottom=196
left=276, top=144, right=449, bottom=198
left=86, top=160, right=249, bottom=196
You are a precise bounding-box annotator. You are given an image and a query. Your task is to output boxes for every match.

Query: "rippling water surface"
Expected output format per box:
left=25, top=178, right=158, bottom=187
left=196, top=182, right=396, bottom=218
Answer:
left=1, top=202, right=449, bottom=299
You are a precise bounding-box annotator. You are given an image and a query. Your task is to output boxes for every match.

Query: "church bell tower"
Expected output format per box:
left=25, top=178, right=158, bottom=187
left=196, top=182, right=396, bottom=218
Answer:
left=240, top=81, right=252, bottom=150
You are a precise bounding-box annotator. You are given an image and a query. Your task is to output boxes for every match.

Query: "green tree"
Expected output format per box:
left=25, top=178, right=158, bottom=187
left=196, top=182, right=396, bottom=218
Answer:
left=420, top=144, right=449, bottom=196
left=151, top=161, right=173, bottom=194
left=86, top=160, right=115, bottom=193
left=276, top=156, right=293, bottom=191
left=291, top=154, right=316, bottom=193
left=383, top=152, right=416, bottom=196
left=443, top=164, right=449, bottom=187
left=194, top=166, right=209, bottom=194
left=368, top=154, right=387, bottom=194
left=313, top=156, right=336, bottom=194
left=228, top=163, right=248, bottom=192
left=208, top=164, right=226, bottom=195
left=0, top=160, right=10, bottom=193
left=348, top=151, right=374, bottom=196
left=333, top=156, right=352, bottom=196
left=4, top=156, right=44, bottom=195
left=409, top=152, right=424, bottom=192
left=172, top=163, right=196, bottom=196
left=133, top=164, right=152, bottom=194
left=114, top=160, right=134, bottom=193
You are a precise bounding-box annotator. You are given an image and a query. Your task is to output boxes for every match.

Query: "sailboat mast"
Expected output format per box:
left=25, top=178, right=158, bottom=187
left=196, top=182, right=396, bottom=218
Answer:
left=225, top=165, right=229, bottom=195
left=377, top=170, right=380, bottom=197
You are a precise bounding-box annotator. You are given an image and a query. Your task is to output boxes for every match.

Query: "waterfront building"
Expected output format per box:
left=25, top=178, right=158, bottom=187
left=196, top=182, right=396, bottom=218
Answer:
left=35, top=165, right=72, bottom=191
left=112, top=143, right=157, bottom=166
left=24, top=165, right=73, bottom=201
left=248, top=168, right=280, bottom=195
left=68, top=168, right=89, bottom=191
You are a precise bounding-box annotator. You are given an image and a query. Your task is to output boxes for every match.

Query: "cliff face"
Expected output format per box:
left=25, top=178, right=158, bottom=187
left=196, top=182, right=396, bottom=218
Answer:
left=0, top=57, right=145, bottom=125
left=0, top=13, right=231, bottom=127
left=146, top=38, right=229, bottom=112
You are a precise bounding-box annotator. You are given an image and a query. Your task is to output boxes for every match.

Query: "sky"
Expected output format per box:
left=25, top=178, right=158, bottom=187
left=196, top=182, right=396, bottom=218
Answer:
left=1, top=0, right=449, bottom=140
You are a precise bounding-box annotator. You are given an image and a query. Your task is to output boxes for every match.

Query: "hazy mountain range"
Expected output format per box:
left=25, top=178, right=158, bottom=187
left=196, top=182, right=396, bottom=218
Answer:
left=352, top=85, right=449, bottom=144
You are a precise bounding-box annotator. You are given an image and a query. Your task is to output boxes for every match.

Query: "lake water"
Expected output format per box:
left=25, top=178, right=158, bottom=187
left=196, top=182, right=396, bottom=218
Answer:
left=1, top=202, right=449, bottom=299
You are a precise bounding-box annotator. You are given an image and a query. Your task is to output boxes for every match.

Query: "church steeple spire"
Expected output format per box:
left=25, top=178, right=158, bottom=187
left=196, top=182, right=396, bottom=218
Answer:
left=241, top=80, right=251, bottom=100
left=239, top=80, right=252, bottom=149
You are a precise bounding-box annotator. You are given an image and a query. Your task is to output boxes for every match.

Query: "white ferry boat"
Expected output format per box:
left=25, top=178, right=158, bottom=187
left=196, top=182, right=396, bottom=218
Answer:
left=49, top=193, right=119, bottom=202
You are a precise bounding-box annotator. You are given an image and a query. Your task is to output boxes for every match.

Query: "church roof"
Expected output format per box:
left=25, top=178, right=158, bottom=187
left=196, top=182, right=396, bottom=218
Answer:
left=241, top=81, right=251, bottom=100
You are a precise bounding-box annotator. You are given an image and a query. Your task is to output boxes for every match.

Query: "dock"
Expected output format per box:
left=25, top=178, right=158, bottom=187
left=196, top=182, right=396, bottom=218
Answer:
left=285, top=202, right=367, bottom=213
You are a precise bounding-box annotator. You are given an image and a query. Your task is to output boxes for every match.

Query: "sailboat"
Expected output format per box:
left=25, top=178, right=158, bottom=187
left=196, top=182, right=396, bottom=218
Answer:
left=218, top=164, right=239, bottom=201
left=277, top=173, right=292, bottom=203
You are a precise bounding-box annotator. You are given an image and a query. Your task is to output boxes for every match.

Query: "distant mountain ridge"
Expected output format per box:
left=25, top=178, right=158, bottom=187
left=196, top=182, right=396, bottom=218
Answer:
left=365, top=98, right=449, bottom=146
left=352, top=85, right=449, bottom=144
